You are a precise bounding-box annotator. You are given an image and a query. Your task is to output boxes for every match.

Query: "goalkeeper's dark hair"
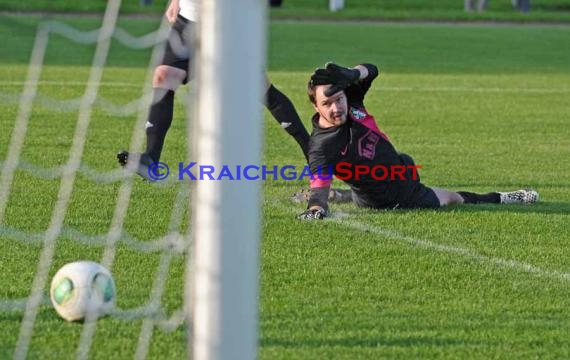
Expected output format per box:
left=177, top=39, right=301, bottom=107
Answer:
left=307, top=79, right=318, bottom=105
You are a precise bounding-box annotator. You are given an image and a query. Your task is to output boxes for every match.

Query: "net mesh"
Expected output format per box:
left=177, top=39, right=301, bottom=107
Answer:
left=0, top=1, right=192, bottom=358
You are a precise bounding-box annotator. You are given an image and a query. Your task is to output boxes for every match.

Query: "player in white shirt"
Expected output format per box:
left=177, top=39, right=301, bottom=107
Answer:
left=118, top=0, right=311, bottom=181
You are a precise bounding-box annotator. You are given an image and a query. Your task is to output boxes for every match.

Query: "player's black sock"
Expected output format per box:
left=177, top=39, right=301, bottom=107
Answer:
left=458, top=191, right=501, bottom=204
left=265, top=84, right=310, bottom=162
left=145, top=89, right=175, bottom=162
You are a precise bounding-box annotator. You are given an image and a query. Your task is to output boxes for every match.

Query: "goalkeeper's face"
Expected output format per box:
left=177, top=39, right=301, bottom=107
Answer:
left=313, top=84, right=347, bottom=128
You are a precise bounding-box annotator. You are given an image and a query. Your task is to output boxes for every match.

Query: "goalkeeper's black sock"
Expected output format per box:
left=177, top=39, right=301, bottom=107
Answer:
left=265, top=84, right=310, bottom=162
left=145, top=89, right=175, bottom=162
left=458, top=191, right=501, bottom=204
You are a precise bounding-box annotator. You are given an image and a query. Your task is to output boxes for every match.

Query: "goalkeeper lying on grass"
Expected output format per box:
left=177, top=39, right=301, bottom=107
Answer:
left=298, top=62, right=538, bottom=220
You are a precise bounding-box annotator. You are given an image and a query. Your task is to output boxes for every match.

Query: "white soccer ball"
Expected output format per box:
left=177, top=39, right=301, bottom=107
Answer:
left=50, top=261, right=116, bottom=322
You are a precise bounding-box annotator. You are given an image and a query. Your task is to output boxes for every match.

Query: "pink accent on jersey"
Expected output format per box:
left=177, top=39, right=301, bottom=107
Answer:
left=349, top=107, right=390, bottom=141
left=358, top=130, right=381, bottom=159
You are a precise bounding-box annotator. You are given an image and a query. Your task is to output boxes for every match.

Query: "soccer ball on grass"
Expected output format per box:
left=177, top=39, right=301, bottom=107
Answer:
left=50, top=261, right=116, bottom=322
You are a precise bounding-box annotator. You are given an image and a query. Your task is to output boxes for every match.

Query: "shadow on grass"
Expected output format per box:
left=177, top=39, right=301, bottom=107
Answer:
left=261, top=335, right=487, bottom=349
left=325, top=199, right=570, bottom=217
left=441, top=201, right=570, bottom=216
left=288, top=199, right=570, bottom=217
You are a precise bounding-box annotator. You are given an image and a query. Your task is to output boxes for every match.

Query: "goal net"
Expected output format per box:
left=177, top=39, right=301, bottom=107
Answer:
left=0, top=0, right=264, bottom=359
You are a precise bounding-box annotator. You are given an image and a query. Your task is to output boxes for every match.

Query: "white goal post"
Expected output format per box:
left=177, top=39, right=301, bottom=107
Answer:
left=188, top=0, right=265, bottom=359
left=330, top=0, right=345, bottom=12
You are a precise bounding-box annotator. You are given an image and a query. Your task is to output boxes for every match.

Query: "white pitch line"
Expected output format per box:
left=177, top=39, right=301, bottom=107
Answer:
left=375, top=86, right=570, bottom=94
left=282, top=201, right=570, bottom=282
left=0, top=81, right=142, bottom=87
left=1, top=81, right=569, bottom=94
left=337, top=218, right=570, bottom=283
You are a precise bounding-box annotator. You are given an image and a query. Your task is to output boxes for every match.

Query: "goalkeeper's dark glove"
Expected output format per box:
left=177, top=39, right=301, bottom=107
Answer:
left=309, top=68, right=333, bottom=87
left=323, top=62, right=360, bottom=96
left=298, top=207, right=327, bottom=220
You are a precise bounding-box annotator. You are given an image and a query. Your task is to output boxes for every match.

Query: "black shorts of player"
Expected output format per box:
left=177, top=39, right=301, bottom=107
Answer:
left=397, top=182, right=441, bottom=209
left=160, top=15, right=195, bottom=84
left=352, top=183, right=440, bottom=210
left=351, top=153, right=441, bottom=210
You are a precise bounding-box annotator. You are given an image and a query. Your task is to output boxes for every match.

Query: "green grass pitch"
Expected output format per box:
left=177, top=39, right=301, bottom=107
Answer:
left=1, top=14, right=569, bottom=359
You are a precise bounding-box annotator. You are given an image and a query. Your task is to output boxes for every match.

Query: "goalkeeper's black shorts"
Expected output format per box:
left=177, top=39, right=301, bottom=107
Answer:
left=351, top=153, right=441, bottom=210
left=352, top=182, right=441, bottom=210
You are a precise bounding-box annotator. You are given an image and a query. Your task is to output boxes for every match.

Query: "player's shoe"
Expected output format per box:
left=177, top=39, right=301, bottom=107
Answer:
left=290, top=188, right=353, bottom=204
left=499, top=189, right=539, bottom=204
left=117, top=150, right=155, bottom=181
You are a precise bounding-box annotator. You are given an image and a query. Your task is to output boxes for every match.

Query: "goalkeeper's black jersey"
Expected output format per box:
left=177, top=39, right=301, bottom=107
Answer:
left=308, top=64, right=417, bottom=207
